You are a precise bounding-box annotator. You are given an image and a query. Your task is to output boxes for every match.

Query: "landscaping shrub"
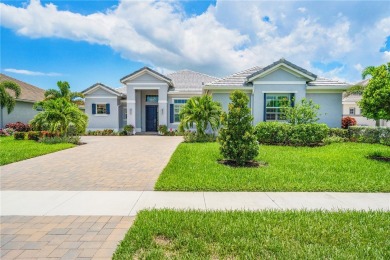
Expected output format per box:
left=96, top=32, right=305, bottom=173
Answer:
left=86, top=129, right=117, bottom=136
left=5, top=122, right=31, bottom=132
left=158, top=125, right=168, bottom=135
left=218, top=90, right=259, bottom=166
left=289, top=123, right=329, bottom=146
left=14, top=132, right=26, bottom=140
left=40, top=131, right=59, bottom=138
left=255, top=122, right=289, bottom=144
left=341, top=116, right=357, bottom=129
left=329, top=128, right=349, bottom=139
left=183, top=131, right=216, bottom=143
left=119, top=130, right=127, bottom=136
left=27, top=131, right=40, bottom=141
left=66, top=123, right=78, bottom=136
left=283, top=98, right=320, bottom=125
left=40, top=136, right=80, bottom=144
left=0, top=129, right=10, bottom=137
left=123, top=125, right=134, bottom=135
left=323, top=135, right=345, bottom=145
left=255, top=122, right=329, bottom=146
left=380, top=128, right=390, bottom=146
left=348, top=126, right=390, bottom=145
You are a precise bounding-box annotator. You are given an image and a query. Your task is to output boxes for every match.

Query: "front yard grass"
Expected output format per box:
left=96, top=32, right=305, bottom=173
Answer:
left=0, top=136, right=75, bottom=166
left=155, top=142, right=390, bottom=192
left=114, top=209, right=390, bottom=259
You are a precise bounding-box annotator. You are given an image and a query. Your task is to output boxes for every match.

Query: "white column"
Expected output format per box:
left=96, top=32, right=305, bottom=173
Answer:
left=126, top=101, right=136, bottom=131
left=158, top=101, right=168, bottom=126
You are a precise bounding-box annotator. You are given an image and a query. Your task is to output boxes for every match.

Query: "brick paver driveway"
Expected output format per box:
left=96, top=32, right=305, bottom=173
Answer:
left=1, top=136, right=182, bottom=191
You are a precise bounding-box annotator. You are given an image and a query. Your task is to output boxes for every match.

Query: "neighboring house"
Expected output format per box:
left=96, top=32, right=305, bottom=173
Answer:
left=82, top=59, right=349, bottom=132
left=342, top=79, right=390, bottom=127
left=0, top=73, right=45, bottom=128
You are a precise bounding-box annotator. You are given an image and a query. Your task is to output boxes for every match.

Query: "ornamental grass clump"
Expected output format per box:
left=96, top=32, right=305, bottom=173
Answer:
left=218, top=90, right=259, bottom=166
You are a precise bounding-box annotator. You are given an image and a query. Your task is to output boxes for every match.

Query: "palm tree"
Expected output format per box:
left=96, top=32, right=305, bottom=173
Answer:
left=44, top=81, right=84, bottom=104
left=0, top=80, right=21, bottom=114
left=30, top=98, right=88, bottom=135
left=179, top=95, right=222, bottom=136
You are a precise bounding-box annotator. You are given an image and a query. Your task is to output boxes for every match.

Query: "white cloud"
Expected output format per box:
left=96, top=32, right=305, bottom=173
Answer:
left=4, top=68, right=62, bottom=76
left=354, top=63, right=364, bottom=72
left=0, top=0, right=389, bottom=82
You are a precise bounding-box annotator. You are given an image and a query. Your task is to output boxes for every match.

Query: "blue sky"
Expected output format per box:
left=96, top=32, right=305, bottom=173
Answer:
left=1, top=0, right=389, bottom=92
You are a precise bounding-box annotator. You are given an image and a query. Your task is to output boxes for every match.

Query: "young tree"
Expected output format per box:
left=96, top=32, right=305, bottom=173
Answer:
left=282, top=98, right=320, bottom=125
left=44, top=81, right=84, bottom=105
left=30, top=98, right=88, bottom=135
left=358, top=63, right=390, bottom=126
left=179, top=95, right=222, bottom=136
left=0, top=80, right=21, bottom=114
left=218, top=90, right=259, bottom=166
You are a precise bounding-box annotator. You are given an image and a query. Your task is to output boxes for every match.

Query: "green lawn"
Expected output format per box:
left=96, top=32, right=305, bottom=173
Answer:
left=0, top=136, right=75, bottom=166
left=114, top=209, right=390, bottom=259
left=155, top=142, right=390, bottom=192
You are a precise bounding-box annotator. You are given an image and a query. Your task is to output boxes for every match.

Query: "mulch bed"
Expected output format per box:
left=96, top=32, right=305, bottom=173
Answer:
left=366, top=155, right=390, bottom=162
left=217, top=159, right=268, bottom=168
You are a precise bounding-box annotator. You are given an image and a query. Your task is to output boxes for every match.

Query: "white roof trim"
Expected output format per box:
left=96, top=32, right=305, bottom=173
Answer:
left=247, top=64, right=316, bottom=82
left=121, top=70, right=171, bottom=85
left=83, top=84, right=122, bottom=96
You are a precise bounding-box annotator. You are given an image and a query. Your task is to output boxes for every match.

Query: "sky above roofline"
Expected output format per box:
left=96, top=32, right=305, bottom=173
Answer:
left=1, top=0, right=389, bottom=91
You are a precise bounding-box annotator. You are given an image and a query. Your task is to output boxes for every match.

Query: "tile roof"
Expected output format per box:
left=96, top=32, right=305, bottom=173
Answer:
left=354, top=78, right=370, bottom=86
left=342, top=94, right=362, bottom=102
left=167, top=70, right=219, bottom=92
left=307, top=77, right=349, bottom=87
left=82, top=83, right=126, bottom=97
left=0, top=73, right=45, bottom=102
left=247, top=58, right=317, bottom=81
left=207, top=67, right=262, bottom=87
left=120, top=67, right=172, bottom=84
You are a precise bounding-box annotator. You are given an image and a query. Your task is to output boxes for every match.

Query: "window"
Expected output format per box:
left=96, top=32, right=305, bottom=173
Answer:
left=265, top=94, right=293, bottom=121
left=92, top=103, right=110, bottom=115
left=349, top=107, right=355, bottom=115
left=173, top=99, right=188, bottom=123
left=96, top=104, right=107, bottom=114
left=146, top=95, right=158, bottom=102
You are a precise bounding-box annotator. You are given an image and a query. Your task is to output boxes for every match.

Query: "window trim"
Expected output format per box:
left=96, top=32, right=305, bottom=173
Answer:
left=349, top=107, right=356, bottom=115
left=264, top=93, right=293, bottom=122
left=172, top=98, right=189, bottom=124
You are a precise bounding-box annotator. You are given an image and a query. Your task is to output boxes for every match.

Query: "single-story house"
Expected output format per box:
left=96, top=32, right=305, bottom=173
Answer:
left=0, top=73, right=45, bottom=128
left=82, top=59, right=349, bottom=133
left=342, top=79, right=390, bottom=127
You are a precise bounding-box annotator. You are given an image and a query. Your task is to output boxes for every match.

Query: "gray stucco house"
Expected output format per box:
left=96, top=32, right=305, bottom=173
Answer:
left=82, top=59, right=349, bottom=132
left=0, top=73, right=45, bottom=128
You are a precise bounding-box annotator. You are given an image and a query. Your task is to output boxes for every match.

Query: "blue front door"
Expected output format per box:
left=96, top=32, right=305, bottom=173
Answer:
left=145, top=105, right=158, bottom=132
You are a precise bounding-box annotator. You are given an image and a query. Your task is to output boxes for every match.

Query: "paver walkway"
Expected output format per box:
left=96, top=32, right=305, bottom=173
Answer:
left=0, top=136, right=183, bottom=191
left=0, top=216, right=133, bottom=259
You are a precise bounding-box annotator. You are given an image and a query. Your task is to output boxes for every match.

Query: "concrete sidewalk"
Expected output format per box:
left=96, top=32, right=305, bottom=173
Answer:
left=1, top=191, right=389, bottom=216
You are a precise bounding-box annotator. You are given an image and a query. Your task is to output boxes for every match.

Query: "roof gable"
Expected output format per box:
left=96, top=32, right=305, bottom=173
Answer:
left=0, top=73, right=45, bottom=102
left=246, top=58, right=317, bottom=82
left=82, top=83, right=125, bottom=97
left=120, top=67, right=173, bottom=86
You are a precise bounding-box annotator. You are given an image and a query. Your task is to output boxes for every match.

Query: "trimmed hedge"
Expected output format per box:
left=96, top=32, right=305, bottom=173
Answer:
left=27, top=131, right=40, bottom=141
left=255, top=122, right=329, bottom=146
left=349, top=126, right=390, bottom=146
left=14, top=132, right=26, bottom=140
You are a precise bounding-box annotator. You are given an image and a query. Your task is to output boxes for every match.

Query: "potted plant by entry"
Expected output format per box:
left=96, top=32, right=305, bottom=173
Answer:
left=123, top=124, right=134, bottom=135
